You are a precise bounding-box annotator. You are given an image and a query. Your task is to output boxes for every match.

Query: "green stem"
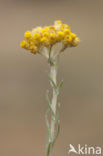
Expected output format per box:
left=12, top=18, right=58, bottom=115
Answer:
left=46, top=58, right=60, bottom=156
left=50, top=64, right=57, bottom=139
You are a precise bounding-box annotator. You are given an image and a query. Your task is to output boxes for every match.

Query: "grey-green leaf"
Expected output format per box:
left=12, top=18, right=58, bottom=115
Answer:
left=46, top=90, right=55, bottom=117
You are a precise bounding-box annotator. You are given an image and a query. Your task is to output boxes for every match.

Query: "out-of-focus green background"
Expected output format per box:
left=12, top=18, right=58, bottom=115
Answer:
left=0, top=0, right=103, bottom=155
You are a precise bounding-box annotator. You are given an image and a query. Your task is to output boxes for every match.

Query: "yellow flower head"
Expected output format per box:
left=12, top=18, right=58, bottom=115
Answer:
left=55, top=20, right=62, bottom=24
left=41, top=37, right=50, bottom=46
left=20, top=20, right=80, bottom=55
left=49, top=26, right=56, bottom=31
left=49, top=33, right=57, bottom=45
left=29, top=45, right=38, bottom=54
left=70, top=33, right=77, bottom=39
left=20, top=40, right=28, bottom=49
left=24, top=31, right=32, bottom=40
left=41, top=27, right=49, bottom=34
left=64, top=36, right=72, bottom=45
left=50, top=33, right=56, bottom=40
left=64, top=29, right=71, bottom=35
left=71, top=37, right=80, bottom=46
left=42, top=32, right=49, bottom=37
left=32, top=32, right=41, bottom=40
left=57, top=31, right=65, bottom=41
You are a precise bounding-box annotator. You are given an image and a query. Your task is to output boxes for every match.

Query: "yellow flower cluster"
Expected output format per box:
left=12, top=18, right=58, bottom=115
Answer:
left=20, top=20, right=80, bottom=54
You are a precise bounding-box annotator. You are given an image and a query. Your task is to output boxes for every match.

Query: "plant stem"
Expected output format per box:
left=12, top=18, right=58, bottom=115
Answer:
left=50, top=64, right=57, bottom=140
left=46, top=58, right=60, bottom=156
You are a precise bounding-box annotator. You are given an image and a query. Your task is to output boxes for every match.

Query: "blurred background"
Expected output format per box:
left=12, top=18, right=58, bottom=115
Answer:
left=0, top=0, right=103, bottom=155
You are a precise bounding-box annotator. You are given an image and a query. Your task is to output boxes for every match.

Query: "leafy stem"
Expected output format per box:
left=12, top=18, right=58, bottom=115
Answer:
left=45, top=56, right=63, bottom=156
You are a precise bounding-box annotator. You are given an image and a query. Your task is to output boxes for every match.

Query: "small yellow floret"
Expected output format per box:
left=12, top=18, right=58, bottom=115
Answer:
left=41, top=27, right=49, bottom=34
left=24, top=31, right=32, bottom=39
left=60, top=24, right=65, bottom=30
left=36, top=27, right=42, bottom=32
left=64, top=36, right=72, bottom=45
left=29, top=45, right=38, bottom=54
left=20, top=40, right=28, bottom=48
left=49, top=33, right=57, bottom=45
left=49, top=26, right=56, bottom=31
left=55, top=20, right=62, bottom=24
left=71, top=37, right=80, bottom=46
left=41, top=37, right=47, bottom=42
left=32, top=33, right=41, bottom=40
left=50, top=33, right=56, bottom=40
left=63, top=24, right=70, bottom=29
left=42, top=32, right=49, bottom=37
left=57, top=31, right=65, bottom=40
left=70, top=33, right=77, bottom=39
left=41, top=37, right=49, bottom=46
left=64, top=29, right=71, bottom=35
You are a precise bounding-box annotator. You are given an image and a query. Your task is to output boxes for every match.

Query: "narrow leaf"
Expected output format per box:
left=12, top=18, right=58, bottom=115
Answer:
left=58, top=80, right=63, bottom=90
left=48, top=73, right=57, bottom=90
left=46, top=90, right=55, bottom=117
left=56, top=80, right=63, bottom=94
left=53, top=120, right=60, bottom=146
left=45, top=109, right=50, bottom=129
